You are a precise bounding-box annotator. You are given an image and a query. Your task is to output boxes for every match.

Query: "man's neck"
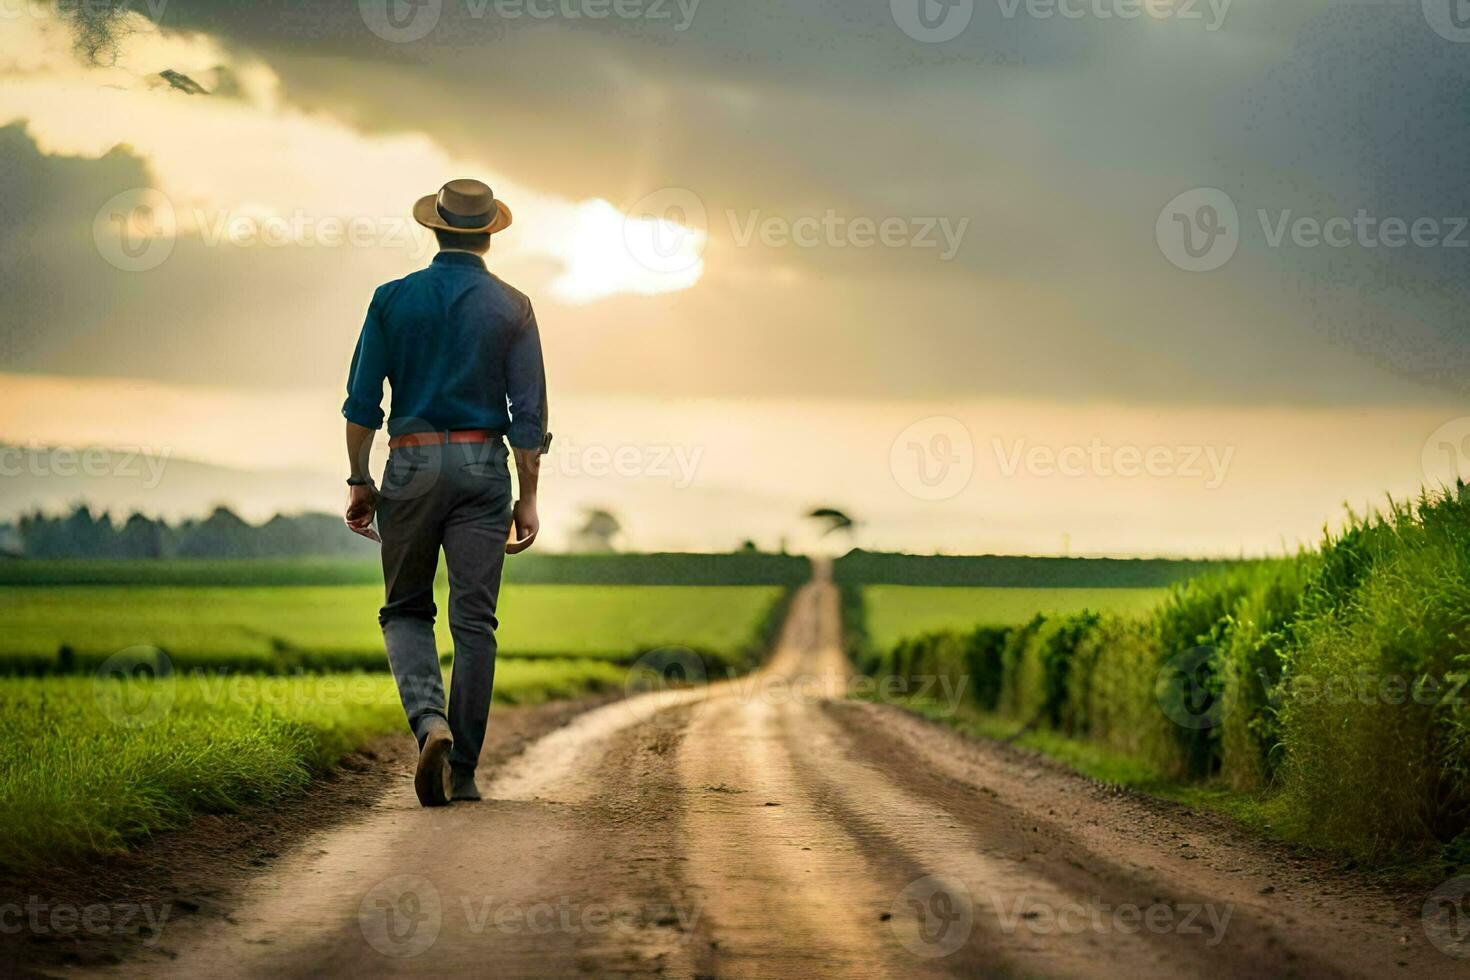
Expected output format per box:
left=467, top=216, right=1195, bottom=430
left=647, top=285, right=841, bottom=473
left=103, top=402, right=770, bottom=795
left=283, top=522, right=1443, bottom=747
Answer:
left=439, top=249, right=485, bottom=258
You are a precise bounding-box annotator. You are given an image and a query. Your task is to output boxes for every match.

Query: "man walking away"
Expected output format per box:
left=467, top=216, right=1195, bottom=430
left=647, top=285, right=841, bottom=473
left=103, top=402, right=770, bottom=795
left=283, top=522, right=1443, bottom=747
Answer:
left=340, top=178, right=551, bottom=808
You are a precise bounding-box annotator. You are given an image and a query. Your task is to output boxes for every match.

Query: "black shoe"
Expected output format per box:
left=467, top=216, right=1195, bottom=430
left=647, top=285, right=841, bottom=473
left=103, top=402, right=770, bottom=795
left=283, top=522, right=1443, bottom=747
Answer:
left=415, top=728, right=453, bottom=808
left=450, top=766, right=482, bottom=802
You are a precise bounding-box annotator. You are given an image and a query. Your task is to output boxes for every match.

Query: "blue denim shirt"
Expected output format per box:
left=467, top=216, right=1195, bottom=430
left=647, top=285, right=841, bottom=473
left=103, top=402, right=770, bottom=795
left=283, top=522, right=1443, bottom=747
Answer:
left=342, top=252, right=548, bottom=451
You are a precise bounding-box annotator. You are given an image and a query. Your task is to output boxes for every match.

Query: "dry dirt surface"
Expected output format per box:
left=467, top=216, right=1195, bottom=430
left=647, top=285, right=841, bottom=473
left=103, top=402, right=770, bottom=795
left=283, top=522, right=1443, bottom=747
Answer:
left=0, top=695, right=614, bottom=978
left=30, top=572, right=1469, bottom=979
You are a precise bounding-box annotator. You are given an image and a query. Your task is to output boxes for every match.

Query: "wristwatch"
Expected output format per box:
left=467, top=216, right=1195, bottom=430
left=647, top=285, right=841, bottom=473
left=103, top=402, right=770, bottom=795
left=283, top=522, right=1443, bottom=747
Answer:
left=346, top=476, right=374, bottom=487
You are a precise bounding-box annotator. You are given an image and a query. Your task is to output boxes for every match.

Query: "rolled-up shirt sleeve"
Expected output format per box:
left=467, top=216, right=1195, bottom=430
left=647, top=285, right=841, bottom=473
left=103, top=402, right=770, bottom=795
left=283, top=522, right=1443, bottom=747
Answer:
left=342, top=289, right=389, bottom=430
left=505, top=300, right=548, bottom=452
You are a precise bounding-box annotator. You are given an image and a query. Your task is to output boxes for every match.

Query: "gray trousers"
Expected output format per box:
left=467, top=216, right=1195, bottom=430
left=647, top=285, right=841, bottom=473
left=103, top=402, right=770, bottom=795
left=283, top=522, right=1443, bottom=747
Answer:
left=377, top=440, right=513, bottom=772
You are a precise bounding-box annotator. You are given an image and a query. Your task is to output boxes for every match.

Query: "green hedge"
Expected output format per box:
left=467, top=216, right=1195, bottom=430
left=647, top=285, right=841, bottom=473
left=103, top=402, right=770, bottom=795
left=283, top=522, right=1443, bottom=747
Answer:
left=864, top=486, right=1470, bottom=863
left=833, top=551, right=1229, bottom=588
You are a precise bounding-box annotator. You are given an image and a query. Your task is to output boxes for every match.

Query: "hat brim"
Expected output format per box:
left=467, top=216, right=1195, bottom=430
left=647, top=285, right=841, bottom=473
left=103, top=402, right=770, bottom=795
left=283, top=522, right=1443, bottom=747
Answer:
left=412, top=195, right=513, bottom=235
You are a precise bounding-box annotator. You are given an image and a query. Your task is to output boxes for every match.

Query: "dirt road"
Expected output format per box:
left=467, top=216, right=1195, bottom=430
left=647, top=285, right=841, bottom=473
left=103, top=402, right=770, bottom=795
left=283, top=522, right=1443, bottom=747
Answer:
left=86, top=570, right=1461, bottom=979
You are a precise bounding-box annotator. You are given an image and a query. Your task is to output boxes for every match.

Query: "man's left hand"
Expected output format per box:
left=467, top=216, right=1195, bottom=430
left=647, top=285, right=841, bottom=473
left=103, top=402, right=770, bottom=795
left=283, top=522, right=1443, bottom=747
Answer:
left=345, top=483, right=381, bottom=543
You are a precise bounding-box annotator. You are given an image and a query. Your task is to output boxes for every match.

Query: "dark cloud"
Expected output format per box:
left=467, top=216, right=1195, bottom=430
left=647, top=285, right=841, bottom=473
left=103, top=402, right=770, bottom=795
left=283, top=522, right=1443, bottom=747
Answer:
left=3, top=0, right=1465, bottom=407
left=0, top=124, right=152, bottom=369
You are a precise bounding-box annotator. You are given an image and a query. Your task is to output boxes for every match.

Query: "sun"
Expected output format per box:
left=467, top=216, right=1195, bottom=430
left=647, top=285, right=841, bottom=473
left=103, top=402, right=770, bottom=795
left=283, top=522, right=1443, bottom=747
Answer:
left=551, top=199, right=707, bottom=305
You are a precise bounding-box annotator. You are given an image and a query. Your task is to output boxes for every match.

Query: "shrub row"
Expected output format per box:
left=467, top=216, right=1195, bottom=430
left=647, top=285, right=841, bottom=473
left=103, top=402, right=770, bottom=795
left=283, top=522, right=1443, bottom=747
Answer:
left=869, top=486, right=1470, bottom=862
left=833, top=551, right=1226, bottom=587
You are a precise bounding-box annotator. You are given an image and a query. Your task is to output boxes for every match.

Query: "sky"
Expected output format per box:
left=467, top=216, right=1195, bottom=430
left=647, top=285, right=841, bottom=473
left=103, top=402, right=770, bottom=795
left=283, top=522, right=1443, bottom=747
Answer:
left=0, top=0, right=1466, bottom=555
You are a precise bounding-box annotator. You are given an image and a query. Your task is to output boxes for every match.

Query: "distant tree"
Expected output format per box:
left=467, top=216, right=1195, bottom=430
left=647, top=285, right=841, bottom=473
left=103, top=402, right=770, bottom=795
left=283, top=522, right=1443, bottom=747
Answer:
left=118, top=512, right=167, bottom=559
left=568, top=508, right=622, bottom=553
left=807, top=507, right=858, bottom=538
left=0, top=523, right=22, bottom=558
left=18, top=505, right=119, bottom=557
left=63, top=504, right=114, bottom=556
left=258, top=513, right=377, bottom=557
left=175, top=506, right=258, bottom=558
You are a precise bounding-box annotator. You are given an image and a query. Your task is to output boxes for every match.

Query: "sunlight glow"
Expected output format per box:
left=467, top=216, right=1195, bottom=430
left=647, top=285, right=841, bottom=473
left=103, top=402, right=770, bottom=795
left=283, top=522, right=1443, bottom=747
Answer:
left=551, top=199, right=706, bottom=304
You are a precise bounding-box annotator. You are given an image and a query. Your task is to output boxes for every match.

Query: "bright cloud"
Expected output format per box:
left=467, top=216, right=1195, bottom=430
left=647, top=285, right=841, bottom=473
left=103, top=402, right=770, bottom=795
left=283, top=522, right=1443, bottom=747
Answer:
left=0, top=10, right=702, bottom=303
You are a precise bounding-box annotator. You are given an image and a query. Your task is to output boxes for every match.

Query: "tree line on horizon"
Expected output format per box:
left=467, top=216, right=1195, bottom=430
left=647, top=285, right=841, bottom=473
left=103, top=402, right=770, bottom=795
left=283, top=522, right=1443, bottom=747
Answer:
left=4, top=505, right=377, bottom=560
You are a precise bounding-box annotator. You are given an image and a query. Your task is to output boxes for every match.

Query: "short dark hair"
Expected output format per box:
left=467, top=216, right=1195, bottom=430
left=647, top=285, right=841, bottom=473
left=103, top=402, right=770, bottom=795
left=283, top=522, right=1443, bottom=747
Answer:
left=434, top=228, right=491, bottom=254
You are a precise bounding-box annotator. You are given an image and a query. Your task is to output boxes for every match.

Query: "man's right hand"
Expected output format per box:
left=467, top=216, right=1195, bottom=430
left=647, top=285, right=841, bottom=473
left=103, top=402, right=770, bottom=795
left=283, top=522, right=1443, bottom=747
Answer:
left=345, top=483, right=381, bottom=543
left=507, top=497, right=539, bottom=554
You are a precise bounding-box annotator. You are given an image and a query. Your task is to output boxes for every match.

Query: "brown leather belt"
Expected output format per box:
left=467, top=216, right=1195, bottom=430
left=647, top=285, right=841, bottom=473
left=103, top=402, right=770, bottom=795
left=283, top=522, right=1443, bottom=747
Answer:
left=388, top=429, right=503, bottom=450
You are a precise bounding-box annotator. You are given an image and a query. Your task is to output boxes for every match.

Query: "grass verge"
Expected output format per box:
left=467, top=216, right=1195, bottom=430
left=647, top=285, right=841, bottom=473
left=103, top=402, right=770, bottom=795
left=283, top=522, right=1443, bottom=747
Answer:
left=0, top=658, right=623, bottom=873
left=883, top=696, right=1462, bottom=885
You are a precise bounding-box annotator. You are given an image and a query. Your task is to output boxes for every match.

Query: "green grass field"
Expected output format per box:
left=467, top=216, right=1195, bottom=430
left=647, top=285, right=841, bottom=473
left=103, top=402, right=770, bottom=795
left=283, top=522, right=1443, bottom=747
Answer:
left=0, top=553, right=811, bottom=588
left=0, top=584, right=788, bottom=674
left=862, top=585, right=1169, bottom=651
left=0, top=659, right=624, bottom=872
left=0, top=566, right=793, bottom=871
